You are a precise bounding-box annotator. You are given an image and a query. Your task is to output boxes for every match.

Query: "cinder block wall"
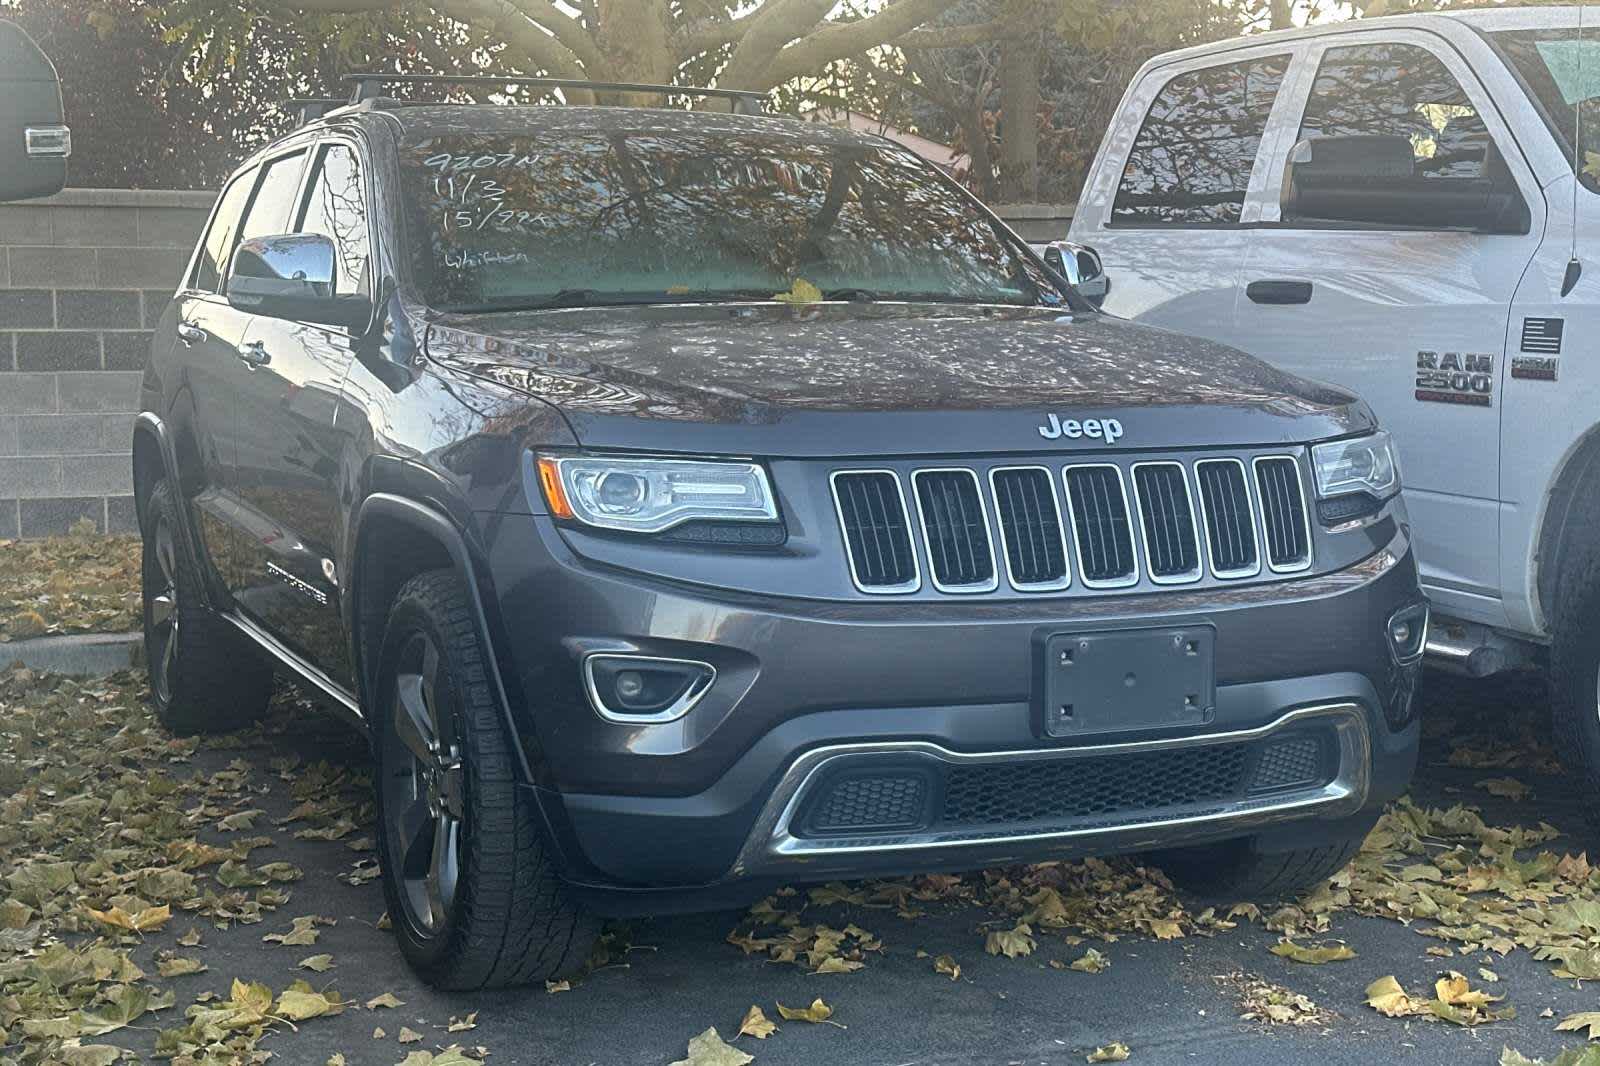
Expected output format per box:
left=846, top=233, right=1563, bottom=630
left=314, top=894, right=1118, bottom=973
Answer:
left=0, top=188, right=215, bottom=537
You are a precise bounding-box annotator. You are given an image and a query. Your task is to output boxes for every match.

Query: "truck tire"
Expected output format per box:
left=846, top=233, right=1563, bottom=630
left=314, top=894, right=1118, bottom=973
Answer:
left=141, top=479, right=273, bottom=734
left=1147, top=826, right=1368, bottom=902
left=1551, top=554, right=1600, bottom=832
left=373, top=568, right=597, bottom=990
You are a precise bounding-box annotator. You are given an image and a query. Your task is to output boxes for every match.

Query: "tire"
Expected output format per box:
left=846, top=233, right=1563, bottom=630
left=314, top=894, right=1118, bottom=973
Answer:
left=373, top=568, right=598, bottom=990
left=141, top=479, right=273, bottom=734
left=1147, top=826, right=1369, bottom=902
left=1551, top=554, right=1600, bottom=832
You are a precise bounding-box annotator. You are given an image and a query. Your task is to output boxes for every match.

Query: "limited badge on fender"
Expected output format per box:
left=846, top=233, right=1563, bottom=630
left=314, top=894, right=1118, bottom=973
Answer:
left=1415, top=351, right=1493, bottom=407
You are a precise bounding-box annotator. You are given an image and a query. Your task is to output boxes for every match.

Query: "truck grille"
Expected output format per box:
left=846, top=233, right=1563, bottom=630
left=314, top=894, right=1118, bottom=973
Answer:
left=831, top=471, right=918, bottom=592
left=1132, top=462, right=1200, bottom=581
left=1254, top=457, right=1311, bottom=572
left=830, top=453, right=1312, bottom=595
left=1064, top=465, right=1138, bottom=586
left=1195, top=459, right=1259, bottom=577
left=990, top=467, right=1069, bottom=589
left=913, top=470, right=997, bottom=591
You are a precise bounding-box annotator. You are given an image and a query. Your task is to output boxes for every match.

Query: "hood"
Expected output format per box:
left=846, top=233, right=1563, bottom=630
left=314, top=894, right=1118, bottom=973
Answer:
left=422, top=302, right=1374, bottom=457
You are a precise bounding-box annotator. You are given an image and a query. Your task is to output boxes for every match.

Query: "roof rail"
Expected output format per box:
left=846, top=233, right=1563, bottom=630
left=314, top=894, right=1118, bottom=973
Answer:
left=283, top=97, right=349, bottom=126
left=342, top=74, right=767, bottom=115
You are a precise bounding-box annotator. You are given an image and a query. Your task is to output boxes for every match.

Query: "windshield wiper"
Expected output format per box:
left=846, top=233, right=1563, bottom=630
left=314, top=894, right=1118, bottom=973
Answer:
left=442, top=289, right=606, bottom=313
left=821, top=287, right=882, bottom=302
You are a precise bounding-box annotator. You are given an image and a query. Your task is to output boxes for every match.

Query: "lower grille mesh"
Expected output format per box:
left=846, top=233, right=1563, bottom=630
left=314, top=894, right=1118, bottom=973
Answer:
left=805, top=773, right=928, bottom=833
left=942, top=745, right=1251, bottom=825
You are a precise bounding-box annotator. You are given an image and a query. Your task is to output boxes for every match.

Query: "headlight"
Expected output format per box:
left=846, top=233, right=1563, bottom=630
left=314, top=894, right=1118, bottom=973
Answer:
left=1310, top=431, right=1399, bottom=499
left=536, top=455, right=778, bottom=533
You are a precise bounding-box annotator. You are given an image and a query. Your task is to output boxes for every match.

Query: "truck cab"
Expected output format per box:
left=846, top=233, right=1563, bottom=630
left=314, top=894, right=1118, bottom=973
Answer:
left=1071, top=5, right=1600, bottom=822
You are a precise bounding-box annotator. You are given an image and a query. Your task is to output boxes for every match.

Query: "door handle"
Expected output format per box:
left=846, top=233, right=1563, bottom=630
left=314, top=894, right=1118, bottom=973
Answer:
left=176, top=322, right=207, bottom=346
left=239, top=341, right=271, bottom=369
left=1246, top=280, right=1313, bottom=305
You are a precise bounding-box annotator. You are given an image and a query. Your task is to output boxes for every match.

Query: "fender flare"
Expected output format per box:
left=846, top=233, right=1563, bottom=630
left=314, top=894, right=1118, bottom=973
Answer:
left=131, top=411, right=218, bottom=611
left=349, top=492, right=536, bottom=785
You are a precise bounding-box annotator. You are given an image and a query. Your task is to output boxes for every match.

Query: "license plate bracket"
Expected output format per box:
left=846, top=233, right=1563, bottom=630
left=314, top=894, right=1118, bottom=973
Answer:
left=1037, top=625, right=1215, bottom=738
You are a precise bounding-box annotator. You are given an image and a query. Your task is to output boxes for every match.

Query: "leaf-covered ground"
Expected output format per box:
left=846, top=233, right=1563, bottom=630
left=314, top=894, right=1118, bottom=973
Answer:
left=3, top=660, right=1600, bottom=1065
left=0, top=526, right=140, bottom=642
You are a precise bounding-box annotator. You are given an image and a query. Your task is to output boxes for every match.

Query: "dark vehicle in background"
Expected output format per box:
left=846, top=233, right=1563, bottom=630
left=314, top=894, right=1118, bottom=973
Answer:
left=0, top=20, right=71, bottom=202
left=133, top=77, right=1427, bottom=989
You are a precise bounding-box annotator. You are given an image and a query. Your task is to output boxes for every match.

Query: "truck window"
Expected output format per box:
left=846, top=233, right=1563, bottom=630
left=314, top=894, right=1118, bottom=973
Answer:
left=1111, top=55, right=1290, bottom=226
left=1300, top=44, right=1488, bottom=180
left=1491, top=29, right=1600, bottom=193
left=295, top=143, right=371, bottom=299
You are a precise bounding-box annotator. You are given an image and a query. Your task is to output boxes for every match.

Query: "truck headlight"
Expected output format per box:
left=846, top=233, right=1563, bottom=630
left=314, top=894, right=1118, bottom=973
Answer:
left=536, top=455, right=778, bottom=533
left=1310, top=432, right=1399, bottom=500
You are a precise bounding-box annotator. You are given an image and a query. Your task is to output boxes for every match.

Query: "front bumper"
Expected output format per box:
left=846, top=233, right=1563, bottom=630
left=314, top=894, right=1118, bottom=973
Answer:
left=481, top=516, right=1423, bottom=912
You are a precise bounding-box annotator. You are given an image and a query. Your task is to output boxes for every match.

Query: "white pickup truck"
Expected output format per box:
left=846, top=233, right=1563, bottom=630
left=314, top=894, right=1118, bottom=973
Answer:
left=1068, top=5, right=1600, bottom=816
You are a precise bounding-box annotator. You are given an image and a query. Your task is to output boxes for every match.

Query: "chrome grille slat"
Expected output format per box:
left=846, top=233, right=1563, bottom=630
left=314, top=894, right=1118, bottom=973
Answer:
left=990, top=467, right=1070, bottom=591
left=1254, top=456, right=1312, bottom=572
left=1132, top=462, right=1201, bottom=583
left=913, top=469, right=998, bottom=592
left=831, top=471, right=919, bottom=593
left=1195, top=459, right=1259, bottom=578
left=1063, top=465, right=1138, bottom=587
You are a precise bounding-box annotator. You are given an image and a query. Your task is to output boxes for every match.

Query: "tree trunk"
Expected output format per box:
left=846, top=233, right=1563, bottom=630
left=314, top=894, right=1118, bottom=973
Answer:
left=593, top=0, right=675, bottom=95
left=996, top=31, right=1040, bottom=203
left=1270, top=0, right=1293, bottom=30
left=960, top=104, right=998, bottom=202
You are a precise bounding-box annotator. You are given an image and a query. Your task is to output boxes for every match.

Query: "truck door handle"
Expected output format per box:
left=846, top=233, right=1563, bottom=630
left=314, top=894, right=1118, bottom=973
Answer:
left=239, top=341, right=271, bottom=369
left=1246, top=280, right=1313, bottom=305
left=176, top=322, right=207, bottom=346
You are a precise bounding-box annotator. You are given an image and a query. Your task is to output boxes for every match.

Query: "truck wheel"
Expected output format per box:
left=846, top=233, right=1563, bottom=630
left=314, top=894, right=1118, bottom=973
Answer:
left=373, top=568, right=597, bottom=990
left=141, top=479, right=273, bottom=734
left=1147, top=826, right=1368, bottom=902
left=1551, top=557, right=1600, bottom=831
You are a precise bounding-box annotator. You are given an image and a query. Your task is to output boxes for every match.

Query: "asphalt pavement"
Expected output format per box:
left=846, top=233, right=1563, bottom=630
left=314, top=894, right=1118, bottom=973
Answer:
left=115, top=671, right=1597, bottom=1066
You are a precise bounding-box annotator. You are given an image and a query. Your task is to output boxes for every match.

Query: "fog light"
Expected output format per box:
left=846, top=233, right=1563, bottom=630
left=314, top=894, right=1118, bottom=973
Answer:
left=1386, top=602, right=1429, bottom=665
left=583, top=654, right=715, bottom=723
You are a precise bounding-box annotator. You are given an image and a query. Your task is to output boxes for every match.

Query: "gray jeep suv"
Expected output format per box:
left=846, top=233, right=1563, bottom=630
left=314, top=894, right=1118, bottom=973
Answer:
left=133, top=77, right=1426, bottom=990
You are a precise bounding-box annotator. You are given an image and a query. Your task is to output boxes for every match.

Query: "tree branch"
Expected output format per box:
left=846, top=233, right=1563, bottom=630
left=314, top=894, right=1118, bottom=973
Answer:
left=896, top=19, right=1016, bottom=50
left=716, top=0, right=836, bottom=91
left=435, top=0, right=594, bottom=86
left=671, top=10, right=761, bottom=60
left=503, top=0, right=608, bottom=73
left=751, top=0, right=967, bottom=90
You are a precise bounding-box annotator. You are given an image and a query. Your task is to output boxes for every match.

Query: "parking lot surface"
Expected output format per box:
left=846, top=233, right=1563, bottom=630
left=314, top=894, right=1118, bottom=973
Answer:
left=3, top=666, right=1596, bottom=1066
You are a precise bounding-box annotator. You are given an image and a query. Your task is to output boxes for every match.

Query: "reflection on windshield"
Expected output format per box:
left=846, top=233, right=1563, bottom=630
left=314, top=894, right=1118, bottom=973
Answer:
left=398, top=130, right=1049, bottom=311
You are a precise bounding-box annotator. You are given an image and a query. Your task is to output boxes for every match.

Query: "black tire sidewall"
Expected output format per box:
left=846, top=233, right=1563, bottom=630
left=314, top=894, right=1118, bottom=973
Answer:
left=1552, top=567, right=1600, bottom=825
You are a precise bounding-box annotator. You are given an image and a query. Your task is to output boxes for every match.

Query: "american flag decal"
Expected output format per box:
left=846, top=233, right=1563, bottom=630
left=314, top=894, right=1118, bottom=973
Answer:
left=1521, top=317, right=1564, bottom=354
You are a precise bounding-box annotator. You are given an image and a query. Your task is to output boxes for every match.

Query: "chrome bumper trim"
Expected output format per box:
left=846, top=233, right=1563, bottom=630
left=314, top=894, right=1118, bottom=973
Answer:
left=729, top=702, right=1370, bottom=876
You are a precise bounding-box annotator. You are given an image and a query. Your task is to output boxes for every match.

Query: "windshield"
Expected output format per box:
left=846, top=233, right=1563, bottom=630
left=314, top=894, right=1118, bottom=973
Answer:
left=1492, top=28, right=1600, bottom=191
left=397, top=129, right=1055, bottom=311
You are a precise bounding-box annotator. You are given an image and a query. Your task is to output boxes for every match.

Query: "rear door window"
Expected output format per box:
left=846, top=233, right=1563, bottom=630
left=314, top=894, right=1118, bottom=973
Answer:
left=188, top=170, right=255, bottom=294
left=1299, top=43, right=1488, bottom=180
left=1112, top=55, right=1291, bottom=226
left=235, top=150, right=309, bottom=245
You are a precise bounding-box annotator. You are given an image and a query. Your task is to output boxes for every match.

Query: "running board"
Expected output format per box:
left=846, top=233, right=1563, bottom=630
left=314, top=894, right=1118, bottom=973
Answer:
left=221, top=610, right=365, bottom=729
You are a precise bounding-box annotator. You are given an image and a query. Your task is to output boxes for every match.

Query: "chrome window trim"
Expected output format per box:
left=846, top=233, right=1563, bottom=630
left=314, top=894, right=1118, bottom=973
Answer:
left=987, top=464, right=1071, bottom=592
left=1129, top=460, right=1204, bottom=585
left=581, top=652, right=716, bottom=725
left=911, top=467, right=1000, bottom=594
left=1194, top=457, right=1262, bottom=580
left=729, top=702, right=1369, bottom=875
left=1252, top=454, right=1314, bottom=574
left=1061, top=462, right=1141, bottom=590
left=829, top=469, right=922, bottom=595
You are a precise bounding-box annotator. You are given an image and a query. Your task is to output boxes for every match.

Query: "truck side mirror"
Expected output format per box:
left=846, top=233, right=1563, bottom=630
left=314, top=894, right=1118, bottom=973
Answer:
left=1044, top=241, right=1109, bottom=308
left=0, top=20, right=70, bottom=202
left=1282, top=134, right=1529, bottom=235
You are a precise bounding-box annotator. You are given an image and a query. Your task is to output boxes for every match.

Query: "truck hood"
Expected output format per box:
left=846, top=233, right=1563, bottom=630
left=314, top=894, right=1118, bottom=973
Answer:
left=422, top=301, right=1374, bottom=457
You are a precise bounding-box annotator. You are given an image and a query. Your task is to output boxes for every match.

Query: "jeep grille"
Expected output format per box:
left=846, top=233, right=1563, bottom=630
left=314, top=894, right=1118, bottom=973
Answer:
left=830, top=452, right=1314, bottom=595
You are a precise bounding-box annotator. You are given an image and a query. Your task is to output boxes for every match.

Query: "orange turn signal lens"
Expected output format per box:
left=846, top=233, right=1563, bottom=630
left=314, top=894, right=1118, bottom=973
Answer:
left=537, top=457, right=574, bottom=520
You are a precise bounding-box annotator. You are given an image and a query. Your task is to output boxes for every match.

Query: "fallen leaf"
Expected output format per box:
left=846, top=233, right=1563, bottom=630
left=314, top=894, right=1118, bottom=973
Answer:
left=986, top=922, right=1036, bottom=958
left=156, top=955, right=207, bottom=977
left=933, top=953, right=961, bottom=980
left=1365, top=975, right=1421, bottom=1018
left=1269, top=939, right=1355, bottom=965
left=1558, top=1012, right=1600, bottom=1040
left=773, top=279, right=823, bottom=307
left=366, top=992, right=404, bottom=1009
left=447, top=1012, right=478, bottom=1032
left=670, top=1027, right=753, bottom=1066
left=399, top=1026, right=424, bottom=1044
left=1071, top=947, right=1110, bottom=974
left=737, top=1004, right=777, bottom=1039
left=1087, top=1042, right=1131, bottom=1063
left=85, top=902, right=170, bottom=933
left=1477, top=777, right=1531, bottom=801
left=777, top=997, right=838, bottom=1025
left=546, top=979, right=571, bottom=993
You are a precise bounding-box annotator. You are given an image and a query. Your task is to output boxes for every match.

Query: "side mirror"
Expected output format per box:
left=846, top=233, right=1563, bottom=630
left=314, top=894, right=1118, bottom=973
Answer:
left=1282, top=134, right=1529, bottom=234
left=0, top=20, right=70, bottom=202
left=1045, top=241, right=1109, bottom=308
left=227, top=234, right=371, bottom=329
